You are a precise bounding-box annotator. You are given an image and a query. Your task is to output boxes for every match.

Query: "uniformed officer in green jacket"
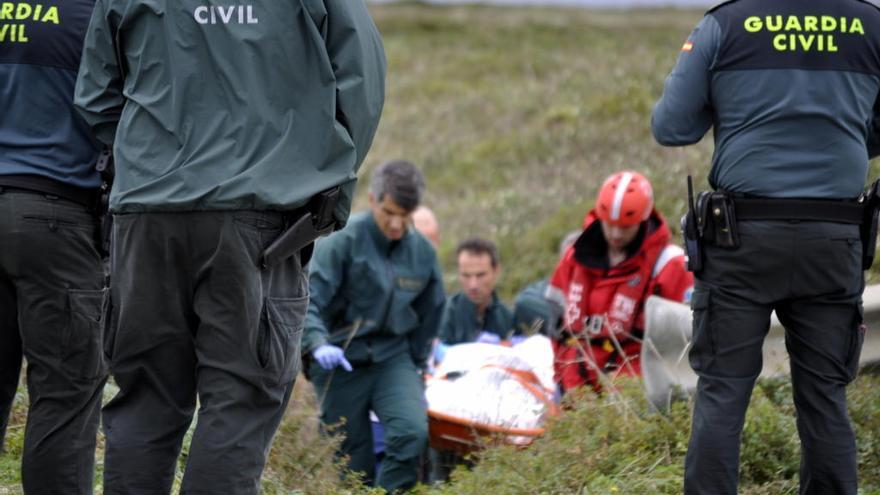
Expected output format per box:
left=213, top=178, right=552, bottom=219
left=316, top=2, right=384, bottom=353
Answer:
left=74, top=1, right=385, bottom=492
left=304, top=160, right=446, bottom=492
left=438, top=237, right=515, bottom=346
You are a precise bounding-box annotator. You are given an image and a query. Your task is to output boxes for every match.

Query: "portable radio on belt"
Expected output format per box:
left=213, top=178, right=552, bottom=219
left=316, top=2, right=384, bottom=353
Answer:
left=682, top=176, right=703, bottom=273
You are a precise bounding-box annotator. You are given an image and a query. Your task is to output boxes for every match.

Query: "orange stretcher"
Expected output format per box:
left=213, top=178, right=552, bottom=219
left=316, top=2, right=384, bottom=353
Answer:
left=426, top=365, right=560, bottom=454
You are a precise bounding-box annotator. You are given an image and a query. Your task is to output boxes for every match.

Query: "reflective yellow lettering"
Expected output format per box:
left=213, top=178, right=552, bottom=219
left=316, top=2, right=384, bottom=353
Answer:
left=0, top=23, right=28, bottom=42
left=41, top=5, right=58, bottom=24
left=15, top=2, right=31, bottom=20
left=851, top=18, right=865, bottom=35
left=841, top=17, right=848, bottom=33
left=821, top=16, right=837, bottom=31
left=744, top=16, right=763, bottom=33
left=773, top=33, right=788, bottom=51
left=804, top=16, right=818, bottom=31
left=785, top=16, right=802, bottom=31
left=766, top=15, right=783, bottom=32
left=0, top=3, right=12, bottom=20
left=32, top=4, right=40, bottom=20
left=818, top=34, right=825, bottom=51
left=828, top=35, right=838, bottom=52
left=798, top=34, right=815, bottom=50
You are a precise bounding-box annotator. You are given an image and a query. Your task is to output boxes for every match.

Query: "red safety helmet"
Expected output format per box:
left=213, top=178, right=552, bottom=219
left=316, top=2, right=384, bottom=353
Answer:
left=595, top=171, right=653, bottom=227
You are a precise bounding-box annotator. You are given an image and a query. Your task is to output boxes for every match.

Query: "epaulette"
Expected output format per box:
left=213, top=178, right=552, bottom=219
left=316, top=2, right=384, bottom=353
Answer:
left=706, top=0, right=740, bottom=15
left=855, top=0, right=880, bottom=14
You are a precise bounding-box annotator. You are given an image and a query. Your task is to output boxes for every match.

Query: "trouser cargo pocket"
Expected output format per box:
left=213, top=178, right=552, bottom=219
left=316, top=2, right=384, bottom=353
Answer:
left=258, top=296, right=308, bottom=385
left=688, top=287, right=714, bottom=372
left=845, top=303, right=866, bottom=382
left=65, top=288, right=108, bottom=381
left=102, top=292, right=116, bottom=362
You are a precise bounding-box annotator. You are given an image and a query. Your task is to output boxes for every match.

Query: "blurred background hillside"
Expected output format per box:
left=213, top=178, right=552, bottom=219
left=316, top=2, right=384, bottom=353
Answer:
left=355, top=2, right=880, bottom=298
left=358, top=5, right=709, bottom=300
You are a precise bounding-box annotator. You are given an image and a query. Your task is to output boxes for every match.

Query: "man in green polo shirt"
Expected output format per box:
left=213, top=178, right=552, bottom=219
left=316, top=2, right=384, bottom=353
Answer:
left=303, top=160, right=445, bottom=492
left=439, top=237, right=515, bottom=346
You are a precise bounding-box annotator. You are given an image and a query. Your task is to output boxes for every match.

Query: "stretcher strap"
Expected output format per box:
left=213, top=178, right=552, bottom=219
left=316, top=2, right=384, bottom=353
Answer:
left=480, top=365, right=561, bottom=417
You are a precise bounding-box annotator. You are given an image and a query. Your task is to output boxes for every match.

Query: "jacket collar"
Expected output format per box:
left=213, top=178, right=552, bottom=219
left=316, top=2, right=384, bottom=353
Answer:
left=456, top=290, right=503, bottom=318
left=573, top=209, right=669, bottom=270
left=366, top=211, right=406, bottom=254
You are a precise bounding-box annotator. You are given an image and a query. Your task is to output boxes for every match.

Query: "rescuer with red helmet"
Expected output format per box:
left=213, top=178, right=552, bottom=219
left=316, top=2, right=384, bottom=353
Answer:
left=546, top=171, right=693, bottom=392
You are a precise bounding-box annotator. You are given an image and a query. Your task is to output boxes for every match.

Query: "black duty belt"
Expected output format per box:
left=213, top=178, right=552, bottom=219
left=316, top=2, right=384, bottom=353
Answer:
left=733, top=197, right=863, bottom=224
left=0, top=174, right=98, bottom=207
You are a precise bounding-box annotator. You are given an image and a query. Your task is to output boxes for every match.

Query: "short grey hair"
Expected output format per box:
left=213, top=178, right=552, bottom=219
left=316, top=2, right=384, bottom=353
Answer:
left=369, top=160, right=425, bottom=212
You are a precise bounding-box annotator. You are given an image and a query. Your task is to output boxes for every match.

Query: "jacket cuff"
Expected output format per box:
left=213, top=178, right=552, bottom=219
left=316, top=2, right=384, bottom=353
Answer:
left=302, top=331, right=328, bottom=355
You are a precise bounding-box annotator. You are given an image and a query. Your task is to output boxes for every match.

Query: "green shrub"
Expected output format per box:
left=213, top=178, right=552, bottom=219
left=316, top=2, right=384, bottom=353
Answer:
left=262, top=380, right=376, bottom=495
left=418, top=375, right=880, bottom=495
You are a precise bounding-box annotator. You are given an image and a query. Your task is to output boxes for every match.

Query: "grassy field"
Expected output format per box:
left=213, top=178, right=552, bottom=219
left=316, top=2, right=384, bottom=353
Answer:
left=3, top=3, right=880, bottom=494
left=362, top=4, right=715, bottom=298
left=359, top=4, right=880, bottom=297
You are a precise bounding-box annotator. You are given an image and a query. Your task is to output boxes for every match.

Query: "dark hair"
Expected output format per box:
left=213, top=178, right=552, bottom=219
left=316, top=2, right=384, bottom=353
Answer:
left=456, top=237, right=500, bottom=267
left=369, top=160, right=425, bottom=212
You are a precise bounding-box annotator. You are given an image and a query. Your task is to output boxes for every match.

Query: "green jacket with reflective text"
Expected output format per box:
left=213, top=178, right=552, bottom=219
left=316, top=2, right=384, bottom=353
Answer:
left=304, top=212, right=446, bottom=368
left=75, top=0, right=386, bottom=221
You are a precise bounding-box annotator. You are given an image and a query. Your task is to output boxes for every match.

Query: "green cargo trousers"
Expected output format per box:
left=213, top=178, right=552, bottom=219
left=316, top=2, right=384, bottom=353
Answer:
left=309, top=351, right=428, bottom=492
left=0, top=188, right=107, bottom=494
left=103, top=211, right=308, bottom=495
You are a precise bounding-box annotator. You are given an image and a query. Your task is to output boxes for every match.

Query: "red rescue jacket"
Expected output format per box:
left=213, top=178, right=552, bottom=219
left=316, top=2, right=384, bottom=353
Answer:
left=547, top=209, right=693, bottom=391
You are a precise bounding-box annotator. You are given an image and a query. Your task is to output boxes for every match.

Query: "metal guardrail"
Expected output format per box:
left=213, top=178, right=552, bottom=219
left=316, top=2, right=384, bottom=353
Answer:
left=641, top=285, right=880, bottom=411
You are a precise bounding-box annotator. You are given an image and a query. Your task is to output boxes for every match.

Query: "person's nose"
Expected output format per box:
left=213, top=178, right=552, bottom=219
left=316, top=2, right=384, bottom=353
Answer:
left=389, top=215, right=404, bottom=231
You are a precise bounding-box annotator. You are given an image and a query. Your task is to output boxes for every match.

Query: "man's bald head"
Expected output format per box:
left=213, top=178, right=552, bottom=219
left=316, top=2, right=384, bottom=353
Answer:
left=412, top=206, right=440, bottom=248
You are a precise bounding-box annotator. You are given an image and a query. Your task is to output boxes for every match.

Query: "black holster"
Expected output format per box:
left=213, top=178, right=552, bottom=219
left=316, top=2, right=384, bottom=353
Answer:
left=94, top=188, right=112, bottom=258
left=682, top=188, right=741, bottom=274
left=860, top=179, right=880, bottom=270
left=259, top=186, right=340, bottom=270
left=697, top=191, right=740, bottom=249
left=93, top=148, right=114, bottom=258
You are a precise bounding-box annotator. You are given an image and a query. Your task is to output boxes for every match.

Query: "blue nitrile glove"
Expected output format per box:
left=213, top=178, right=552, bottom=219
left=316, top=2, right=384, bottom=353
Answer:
left=312, top=344, right=352, bottom=371
left=475, top=331, right=501, bottom=345
left=508, top=335, right=527, bottom=346
left=433, top=341, right=448, bottom=364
